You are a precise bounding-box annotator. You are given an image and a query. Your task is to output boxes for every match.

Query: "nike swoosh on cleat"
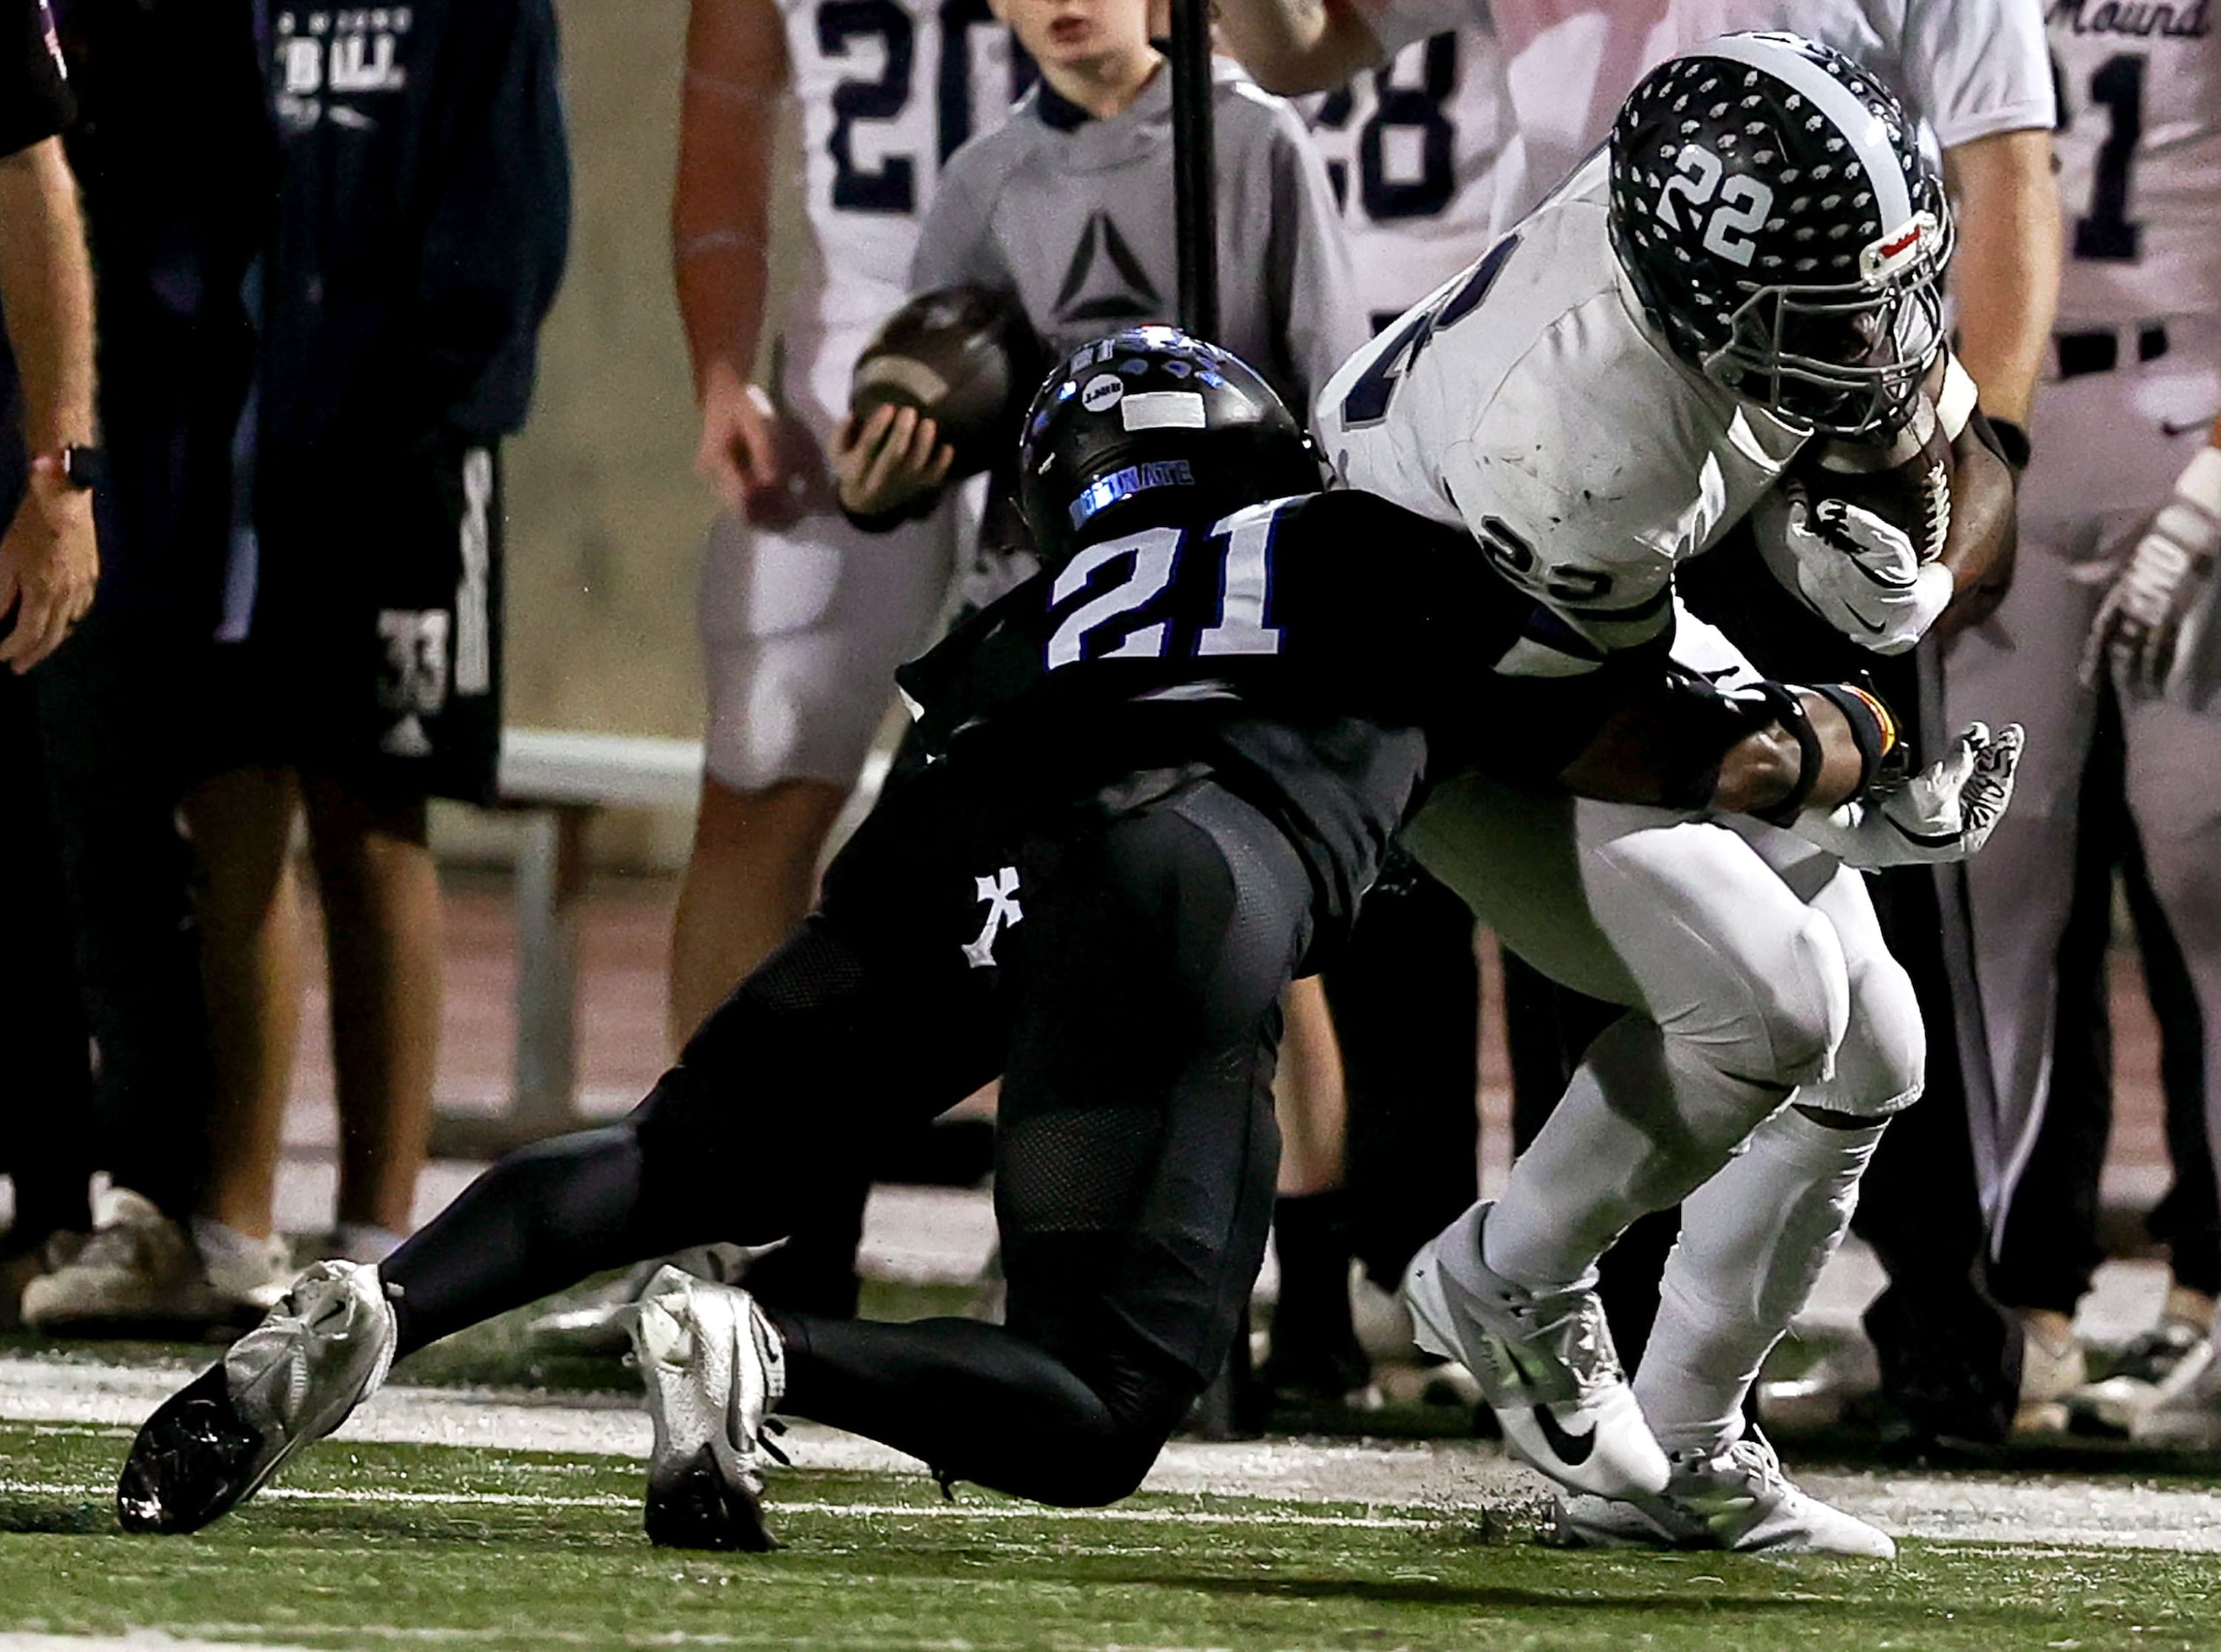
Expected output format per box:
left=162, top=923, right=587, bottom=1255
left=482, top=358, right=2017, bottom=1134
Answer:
left=2163, top=418, right=2211, bottom=437
left=1533, top=1406, right=1598, bottom=1466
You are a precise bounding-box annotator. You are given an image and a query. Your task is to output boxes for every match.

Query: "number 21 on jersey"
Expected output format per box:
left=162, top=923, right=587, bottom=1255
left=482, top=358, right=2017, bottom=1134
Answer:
left=1045, top=500, right=1292, bottom=669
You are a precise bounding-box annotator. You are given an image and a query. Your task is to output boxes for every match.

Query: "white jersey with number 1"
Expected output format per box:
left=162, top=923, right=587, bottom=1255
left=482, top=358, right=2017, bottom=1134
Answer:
left=2051, top=7, right=2221, bottom=325
left=778, top=0, right=1025, bottom=432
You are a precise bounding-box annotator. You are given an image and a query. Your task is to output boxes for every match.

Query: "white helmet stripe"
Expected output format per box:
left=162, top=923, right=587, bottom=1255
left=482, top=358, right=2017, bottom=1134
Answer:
left=1699, top=32, right=1913, bottom=230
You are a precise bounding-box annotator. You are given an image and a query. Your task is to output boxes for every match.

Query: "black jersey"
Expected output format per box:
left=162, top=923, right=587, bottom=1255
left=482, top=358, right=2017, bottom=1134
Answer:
left=1, top=0, right=69, bottom=158
left=896, top=488, right=1659, bottom=938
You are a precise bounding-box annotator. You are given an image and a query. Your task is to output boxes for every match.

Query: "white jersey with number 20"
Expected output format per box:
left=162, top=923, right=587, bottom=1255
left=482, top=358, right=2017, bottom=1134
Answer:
left=778, top=0, right=1024, bottom=429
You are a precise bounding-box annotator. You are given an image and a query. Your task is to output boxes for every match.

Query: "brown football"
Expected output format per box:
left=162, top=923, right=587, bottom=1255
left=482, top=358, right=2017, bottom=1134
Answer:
left=850, top=285, right=1039, bottom=479
left=1786, top=391, right=1956, bottom=564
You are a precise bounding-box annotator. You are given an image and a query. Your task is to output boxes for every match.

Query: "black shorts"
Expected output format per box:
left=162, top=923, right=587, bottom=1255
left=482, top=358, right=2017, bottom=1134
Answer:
left=646, top=757, right=1315, bottom=1378
left=197, top=438, right=504, bottom=804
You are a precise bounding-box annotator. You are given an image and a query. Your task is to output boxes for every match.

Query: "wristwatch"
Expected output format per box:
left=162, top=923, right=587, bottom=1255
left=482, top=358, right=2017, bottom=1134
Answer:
left=36, top=443, right=106, bottom=490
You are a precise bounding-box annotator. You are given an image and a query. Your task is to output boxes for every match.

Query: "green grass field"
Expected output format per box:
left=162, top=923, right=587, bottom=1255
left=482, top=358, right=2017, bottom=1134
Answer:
left=5, top=1421, right=2220, bottom=1651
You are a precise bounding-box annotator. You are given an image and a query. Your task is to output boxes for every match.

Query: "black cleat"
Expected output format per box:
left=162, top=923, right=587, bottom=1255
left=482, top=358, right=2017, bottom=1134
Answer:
left=117, top=1365, right=268, bottom=1534
left=645, top=1444, right=778, bottom=1553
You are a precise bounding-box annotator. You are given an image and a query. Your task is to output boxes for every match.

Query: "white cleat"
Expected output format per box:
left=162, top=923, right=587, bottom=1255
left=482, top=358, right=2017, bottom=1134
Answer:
left=632, top=1266, right=788, bottom=1551
left=1555, top=1430, right=1895, bottom=1558
left=117, top=1260, right=397, bottom=1534
left=2130, top=1341, right=2221, bottom=1450
left=1401, top=1203, right=1668, bottom=1500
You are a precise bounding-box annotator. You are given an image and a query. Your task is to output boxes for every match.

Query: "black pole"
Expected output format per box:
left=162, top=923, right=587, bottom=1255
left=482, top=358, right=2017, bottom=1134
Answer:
left=1166, top=0, right=1219, bottom=341
left=1162, top=0, right=1256, bottom=1444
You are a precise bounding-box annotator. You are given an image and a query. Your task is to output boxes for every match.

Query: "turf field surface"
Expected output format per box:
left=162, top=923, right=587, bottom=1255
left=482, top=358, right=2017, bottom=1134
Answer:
left=9, top=1414, right=2221, bottom=1651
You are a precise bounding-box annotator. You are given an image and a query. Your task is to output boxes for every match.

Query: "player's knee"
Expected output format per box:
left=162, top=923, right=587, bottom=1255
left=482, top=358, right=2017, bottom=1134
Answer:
left=1710, top=912, right=1851, bottom=1088
left=1817, top=954, right=1925, bottom=1120
left=1037, top=1343, right=1200, bottom=1507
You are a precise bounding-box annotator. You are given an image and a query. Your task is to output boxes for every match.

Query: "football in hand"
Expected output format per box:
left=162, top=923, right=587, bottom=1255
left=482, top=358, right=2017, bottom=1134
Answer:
left=1786, top=390, right=1956, bottom=564
left=850, top=285, right=1039, bottom=480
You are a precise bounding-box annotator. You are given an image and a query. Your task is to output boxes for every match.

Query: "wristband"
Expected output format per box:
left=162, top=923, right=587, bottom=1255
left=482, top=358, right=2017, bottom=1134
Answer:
left=1750, top=682, right=1825, bottom=827
left=1806, top=682, right=1907, bottom=796
left=1977, top=413, right=2031, bottom=472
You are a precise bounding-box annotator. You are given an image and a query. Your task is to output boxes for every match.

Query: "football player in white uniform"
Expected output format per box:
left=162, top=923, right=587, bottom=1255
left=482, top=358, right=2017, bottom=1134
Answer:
left=1325, top=34, right=2024, bottom=1553
left=1222, top=0, right=2064, bottom=1449
left=1946, top=7, right=2221, bottom=1444
left=667, top=0, right=1022, bottom=1044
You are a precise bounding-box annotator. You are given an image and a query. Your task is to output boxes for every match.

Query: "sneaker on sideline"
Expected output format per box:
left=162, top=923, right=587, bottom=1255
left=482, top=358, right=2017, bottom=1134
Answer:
left=22, top=1189, right=249, bottom=1335
left=0, top=1230, right=87, bottom=1332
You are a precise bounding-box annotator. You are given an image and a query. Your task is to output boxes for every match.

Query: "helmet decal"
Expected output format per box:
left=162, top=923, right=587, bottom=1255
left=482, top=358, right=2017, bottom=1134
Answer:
left=1016, top=327, right=1320, bottom=568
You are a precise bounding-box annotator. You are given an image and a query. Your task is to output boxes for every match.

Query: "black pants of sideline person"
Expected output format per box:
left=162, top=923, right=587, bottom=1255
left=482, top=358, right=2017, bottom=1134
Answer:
left=0, top=654, right=94, bottom=1246
left=33, top=606, right=214, bottom=1222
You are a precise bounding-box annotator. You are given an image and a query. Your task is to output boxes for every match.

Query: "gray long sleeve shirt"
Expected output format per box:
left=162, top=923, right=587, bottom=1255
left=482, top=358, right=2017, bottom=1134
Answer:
left=911, top=58, right=1365, bottom=422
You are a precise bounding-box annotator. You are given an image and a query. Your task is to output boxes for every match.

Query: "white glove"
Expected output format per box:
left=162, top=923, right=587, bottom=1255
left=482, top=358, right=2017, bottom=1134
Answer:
left=1779, top=489, right=1954, bottom=656
left=1790, top=721, right=2024, bottom=867
left=2083, top=448, right=2221, bottom=699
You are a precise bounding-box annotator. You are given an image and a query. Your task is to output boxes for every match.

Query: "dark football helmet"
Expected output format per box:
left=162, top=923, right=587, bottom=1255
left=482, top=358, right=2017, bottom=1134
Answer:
left=1608, top=32, right=1953, bottom=439
left=1016, top=327, right=1322, bottom=570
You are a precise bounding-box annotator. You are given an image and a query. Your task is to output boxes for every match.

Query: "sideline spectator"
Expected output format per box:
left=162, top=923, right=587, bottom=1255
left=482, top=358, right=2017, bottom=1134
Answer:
left=26, top=0, right=569, bottom=1329
left=0, top=0, right=98, bottom=1317
left=665, top=0, right=1026, bottom=1059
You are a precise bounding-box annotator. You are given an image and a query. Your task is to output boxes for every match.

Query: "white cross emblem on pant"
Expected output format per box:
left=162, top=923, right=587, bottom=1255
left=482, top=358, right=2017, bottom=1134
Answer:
left=961, top=866, right=1023, bottom=969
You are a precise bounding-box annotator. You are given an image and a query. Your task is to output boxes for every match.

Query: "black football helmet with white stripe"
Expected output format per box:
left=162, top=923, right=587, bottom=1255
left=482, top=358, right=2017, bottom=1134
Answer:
left=1015, top=327, right=1320, bottom=571
left=1608, top=32, right=1953, bottom=439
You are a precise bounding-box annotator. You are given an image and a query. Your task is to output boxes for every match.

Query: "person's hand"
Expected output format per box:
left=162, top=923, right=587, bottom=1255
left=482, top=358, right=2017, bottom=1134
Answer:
left=1790, top=720, right=2023, bottom=866
left=1779, top=486, right=1954, bottom=655
left=696, top=359, right=833, bottom=529
left=832, top=400, right=954, bottom=521
left=2082, top=468, right=2221, bottom=698
left=0, top=457, right=97, bottom=673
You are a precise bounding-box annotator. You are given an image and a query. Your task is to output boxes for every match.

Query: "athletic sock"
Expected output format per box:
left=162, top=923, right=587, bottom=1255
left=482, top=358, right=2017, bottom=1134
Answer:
left=1636, top=1106, right=1883, bottom=1453
left=1483, top=1015, right=1789, bottom=1292
left=384, top=1124, right=686, bottom=1357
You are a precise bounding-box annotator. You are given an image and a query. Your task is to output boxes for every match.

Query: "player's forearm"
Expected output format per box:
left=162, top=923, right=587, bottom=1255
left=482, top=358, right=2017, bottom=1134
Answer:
left=1926, top=410, right=2022, bottom=637
left=1944, top=128, right=2060, bottom=428
left=671, top=0, right=784, bottom=394
left=1211, top=0, right=1385, bottom=94
left=0, top=139, right=95, bottom=454
left=1557, top=682, right=1881, bottom=818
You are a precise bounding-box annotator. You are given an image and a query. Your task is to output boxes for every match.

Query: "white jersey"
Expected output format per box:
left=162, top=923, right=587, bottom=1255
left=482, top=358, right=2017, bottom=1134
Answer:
left=1355, top=0, right=2050, bottom=227
left=1304, top=28, right=1516, bottom=329
left=779, top=0, right=1023, bottom=431
left=1315, top=152, right=1808, bottom=676
left=2050, top=6, right=2221, bottom=325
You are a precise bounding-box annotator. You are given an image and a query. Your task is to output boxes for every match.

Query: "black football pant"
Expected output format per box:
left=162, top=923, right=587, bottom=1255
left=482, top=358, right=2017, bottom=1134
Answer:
left=384, top=763, right=1302, bottom=1504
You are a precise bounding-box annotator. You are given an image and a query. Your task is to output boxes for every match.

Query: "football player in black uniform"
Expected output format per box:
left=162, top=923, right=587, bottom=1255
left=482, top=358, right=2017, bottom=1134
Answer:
left=116, top=329, right=1986, bottom=1548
